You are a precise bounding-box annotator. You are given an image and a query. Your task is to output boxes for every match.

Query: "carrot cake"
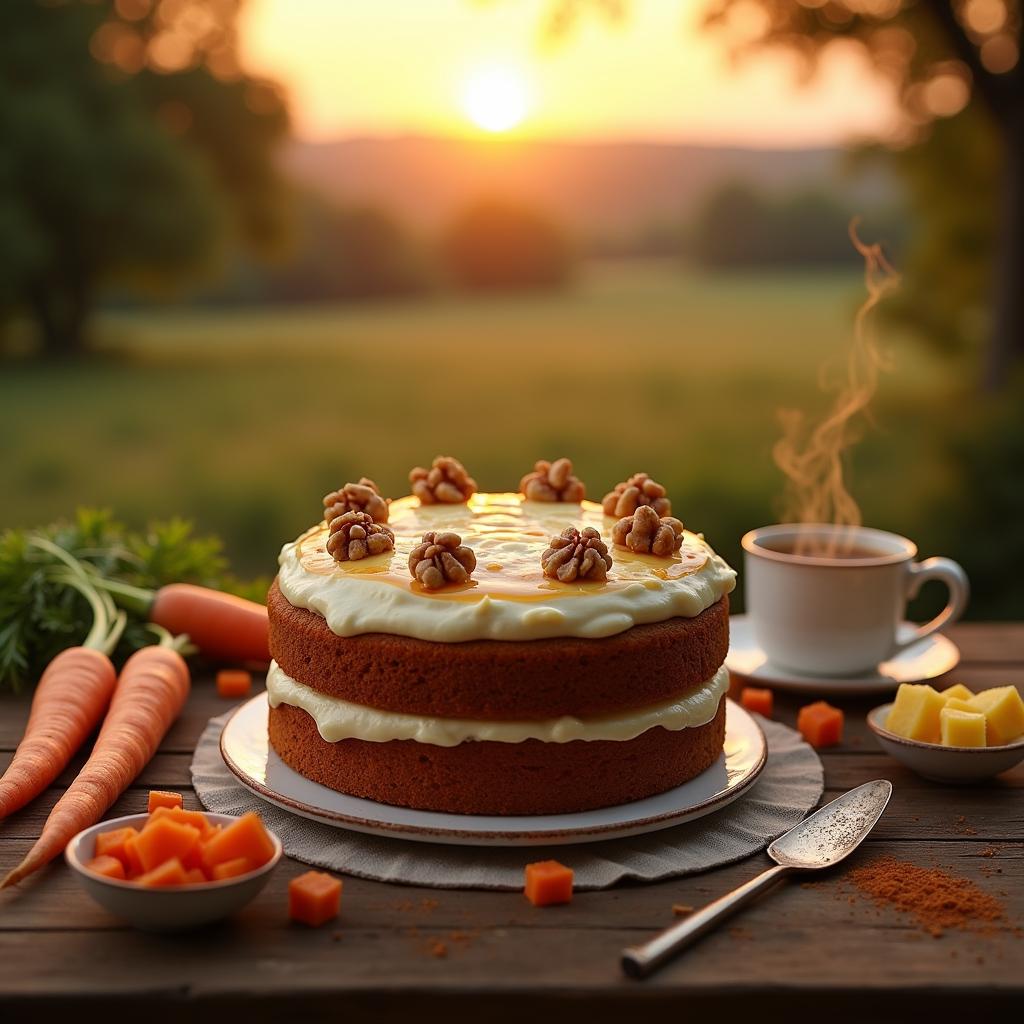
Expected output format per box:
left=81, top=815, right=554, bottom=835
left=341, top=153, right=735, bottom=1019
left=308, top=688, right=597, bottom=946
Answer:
left=267, top=462, right=737, bottom=815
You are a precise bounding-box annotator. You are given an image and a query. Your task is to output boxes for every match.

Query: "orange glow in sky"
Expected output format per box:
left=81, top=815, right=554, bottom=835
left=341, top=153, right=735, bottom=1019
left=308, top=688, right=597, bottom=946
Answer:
left=238, top=0, right=898, bottom=145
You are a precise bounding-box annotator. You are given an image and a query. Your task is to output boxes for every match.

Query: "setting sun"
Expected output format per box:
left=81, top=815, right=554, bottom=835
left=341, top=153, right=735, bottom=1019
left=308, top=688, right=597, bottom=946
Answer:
left=460, top=64, right=531, bottom=133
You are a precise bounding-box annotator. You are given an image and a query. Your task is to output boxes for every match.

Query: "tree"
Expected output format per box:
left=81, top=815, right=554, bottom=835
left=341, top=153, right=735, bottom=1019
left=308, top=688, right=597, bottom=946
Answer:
left=441, top=199, right=575, bottom=291
left=546, top=0, right=1023, bottom=389
left=262, top=195, right=430, bottom=303
left=0, top=0, right=289, bottom=358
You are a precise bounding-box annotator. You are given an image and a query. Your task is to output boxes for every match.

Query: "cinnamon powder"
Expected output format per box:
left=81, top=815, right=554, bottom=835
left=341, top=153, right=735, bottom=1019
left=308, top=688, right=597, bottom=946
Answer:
left=847, top=857, right=1006, bottom=937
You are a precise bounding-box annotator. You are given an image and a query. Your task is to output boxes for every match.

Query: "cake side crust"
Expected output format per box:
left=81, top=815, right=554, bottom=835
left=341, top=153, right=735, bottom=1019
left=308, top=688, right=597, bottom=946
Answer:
left=268, top=698, right=727, bottom=816
left=268, top=577, right=729, bottom=721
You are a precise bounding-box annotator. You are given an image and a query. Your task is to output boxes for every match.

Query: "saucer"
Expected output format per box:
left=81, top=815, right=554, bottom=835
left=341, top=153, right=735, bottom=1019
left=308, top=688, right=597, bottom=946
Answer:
left=726, top=615, right=961, bottom=696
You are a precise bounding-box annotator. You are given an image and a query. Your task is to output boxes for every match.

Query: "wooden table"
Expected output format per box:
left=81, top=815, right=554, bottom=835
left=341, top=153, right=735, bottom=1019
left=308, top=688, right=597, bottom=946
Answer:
left=1, top=622, right=1022, bottom=1022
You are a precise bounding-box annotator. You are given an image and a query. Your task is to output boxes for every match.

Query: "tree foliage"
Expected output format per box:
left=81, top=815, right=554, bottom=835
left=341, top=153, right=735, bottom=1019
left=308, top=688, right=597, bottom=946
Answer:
left=545, top=0, right=1023, bottom=387
left=0, top=0, right=289, bottom=357
left=441, top=199, right=575, bottom=291
left=690, top=183, right=904, bottom=269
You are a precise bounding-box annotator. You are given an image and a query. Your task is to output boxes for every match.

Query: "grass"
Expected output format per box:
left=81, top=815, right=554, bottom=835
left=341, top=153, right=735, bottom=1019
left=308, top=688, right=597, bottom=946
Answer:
left=0, top=261, right=963, bottom=612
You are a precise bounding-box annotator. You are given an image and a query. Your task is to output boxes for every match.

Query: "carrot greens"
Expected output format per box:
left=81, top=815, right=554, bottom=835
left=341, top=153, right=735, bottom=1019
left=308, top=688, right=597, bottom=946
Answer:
left=0, top=509, right=265, bottom=692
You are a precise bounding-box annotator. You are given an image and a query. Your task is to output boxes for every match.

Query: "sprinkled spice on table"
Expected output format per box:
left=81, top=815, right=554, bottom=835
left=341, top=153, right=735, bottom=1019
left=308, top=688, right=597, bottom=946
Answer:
left=846, top=857, right=1008, bottom=938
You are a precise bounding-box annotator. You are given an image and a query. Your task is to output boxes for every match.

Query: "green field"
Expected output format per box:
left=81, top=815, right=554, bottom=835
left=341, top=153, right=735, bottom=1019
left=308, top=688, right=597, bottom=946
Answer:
left=0, top=262, right=962, bottom=611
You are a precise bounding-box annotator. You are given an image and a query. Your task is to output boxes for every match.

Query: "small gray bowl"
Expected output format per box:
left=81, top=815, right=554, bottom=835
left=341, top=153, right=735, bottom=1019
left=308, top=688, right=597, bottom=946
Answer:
left=66, top=811, right=282, bottom=932
left=868, top=703, right=1024, bottom=783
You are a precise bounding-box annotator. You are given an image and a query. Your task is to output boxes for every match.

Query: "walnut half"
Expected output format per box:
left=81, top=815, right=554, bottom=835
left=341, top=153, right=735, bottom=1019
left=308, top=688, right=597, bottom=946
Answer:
left=601, top=472, right=672, bottom=518
left=612, top=505, right=684, bottom=557
left=541, top=526, right=613, bottom=583
left=327, top=510, right=395, bottom=562
left=323, top=478, right=389, bottom=524
left=409, top=531, right=477, bottom=589
left=519, top=457, right=586, bottom=502
left=409, top=456, right=477, bottom=504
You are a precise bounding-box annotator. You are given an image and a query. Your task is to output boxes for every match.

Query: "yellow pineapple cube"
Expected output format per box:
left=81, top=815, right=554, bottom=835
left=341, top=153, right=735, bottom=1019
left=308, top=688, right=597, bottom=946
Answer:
left=944, top=697, right=978, bottom=715
left=939, top=707, right=987, bottom=747
left=886, top=683, right=947, bottom=743
left=968, top=686, right=1024, bottom=746
left=941, top=683, right=974, bottom=703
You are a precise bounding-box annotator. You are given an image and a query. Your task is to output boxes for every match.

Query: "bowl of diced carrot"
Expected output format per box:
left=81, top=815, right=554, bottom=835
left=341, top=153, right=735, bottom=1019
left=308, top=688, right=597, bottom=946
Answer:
left=65, top=793, right=282, bottom=932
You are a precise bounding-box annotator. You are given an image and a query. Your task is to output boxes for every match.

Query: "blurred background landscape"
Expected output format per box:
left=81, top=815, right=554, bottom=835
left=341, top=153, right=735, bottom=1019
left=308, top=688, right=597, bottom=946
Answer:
left=2, top=0, right=1022, bottom=617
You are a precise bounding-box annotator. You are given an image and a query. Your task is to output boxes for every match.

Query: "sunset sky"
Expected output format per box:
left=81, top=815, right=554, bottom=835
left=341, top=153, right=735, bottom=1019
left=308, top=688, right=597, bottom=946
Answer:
left=239, top=0, right=898, bottom=146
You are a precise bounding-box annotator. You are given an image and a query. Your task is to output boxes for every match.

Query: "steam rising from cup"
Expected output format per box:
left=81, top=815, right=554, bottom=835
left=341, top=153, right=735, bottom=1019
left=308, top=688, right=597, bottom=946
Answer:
left=773, top=221, right=901, bottom=556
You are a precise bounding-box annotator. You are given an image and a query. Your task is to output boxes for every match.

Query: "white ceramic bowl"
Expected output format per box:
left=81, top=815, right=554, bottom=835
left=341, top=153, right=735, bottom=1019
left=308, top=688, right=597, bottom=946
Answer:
left=868, top=703, right=1024, bottom=783
left=66, top=812, right=282, bottom=932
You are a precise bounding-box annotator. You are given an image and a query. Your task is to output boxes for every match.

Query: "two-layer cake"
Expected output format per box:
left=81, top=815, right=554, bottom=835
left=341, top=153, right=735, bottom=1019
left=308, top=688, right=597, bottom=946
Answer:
left=267, top=461, right=736, bottom=815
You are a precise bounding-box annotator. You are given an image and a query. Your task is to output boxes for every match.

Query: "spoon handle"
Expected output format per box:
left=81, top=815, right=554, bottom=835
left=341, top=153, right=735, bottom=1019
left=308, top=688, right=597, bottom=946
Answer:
left=621, top=863, right=792, bottom=979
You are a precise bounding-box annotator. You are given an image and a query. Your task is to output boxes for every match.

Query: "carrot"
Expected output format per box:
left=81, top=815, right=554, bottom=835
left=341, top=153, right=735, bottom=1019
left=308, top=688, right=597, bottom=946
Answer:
left=0, top=648, right=116, bottom=822
left=1, top=645, right=190, bottom=888
left=150, top=584, right=269, bottom=663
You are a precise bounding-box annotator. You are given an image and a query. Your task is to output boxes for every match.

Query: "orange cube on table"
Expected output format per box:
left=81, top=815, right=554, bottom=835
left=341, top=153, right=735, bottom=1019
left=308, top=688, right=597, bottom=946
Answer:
left=740, top=686, right=774, bottom=718
left=133, top=817, right=201, bottom=873
left=289, top=871, right=342, bottom=926
left=94, top=826, right=139, bottom=871
left=147, top=790, right=183, bottom=813
left=86, top=855, right=127, bottom=880
left=797, top=701, right=844, bottom=748
left=217, top=669, right=253, bottom=699
left=201, top=811, right=276, bottom=871
left=137, top=857, right=188, bottom=888
left=524, top=860, right=574, bottom=907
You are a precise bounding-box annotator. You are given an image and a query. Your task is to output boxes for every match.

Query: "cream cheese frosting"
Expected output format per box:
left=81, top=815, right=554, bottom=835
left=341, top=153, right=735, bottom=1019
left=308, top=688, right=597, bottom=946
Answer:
left=277, top=492, right=736, bottom=642
left=267, top=660, right=729, bottom=747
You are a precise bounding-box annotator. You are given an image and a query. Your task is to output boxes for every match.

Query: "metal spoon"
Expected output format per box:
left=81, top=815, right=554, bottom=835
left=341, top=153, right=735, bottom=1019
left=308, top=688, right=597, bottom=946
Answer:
left=621, top=779, right=893, bottom=979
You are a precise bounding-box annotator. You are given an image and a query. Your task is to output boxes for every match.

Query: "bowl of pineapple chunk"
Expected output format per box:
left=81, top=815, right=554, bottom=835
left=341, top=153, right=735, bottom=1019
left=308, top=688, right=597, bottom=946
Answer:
left=868, top=682, right=1024, bottom=783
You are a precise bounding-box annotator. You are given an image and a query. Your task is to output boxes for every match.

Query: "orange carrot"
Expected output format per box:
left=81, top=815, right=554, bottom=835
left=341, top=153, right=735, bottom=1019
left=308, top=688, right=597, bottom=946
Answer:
left=1, top=645, right=190, bottom=888
left=0, top=648, right=117, bottom=822
left=150, top=584, right=269, bottom=663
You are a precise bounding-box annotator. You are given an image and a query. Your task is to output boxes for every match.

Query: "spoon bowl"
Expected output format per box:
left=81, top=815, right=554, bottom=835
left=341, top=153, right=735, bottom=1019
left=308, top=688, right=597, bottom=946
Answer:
left=769, top=778, right=893, bottom=869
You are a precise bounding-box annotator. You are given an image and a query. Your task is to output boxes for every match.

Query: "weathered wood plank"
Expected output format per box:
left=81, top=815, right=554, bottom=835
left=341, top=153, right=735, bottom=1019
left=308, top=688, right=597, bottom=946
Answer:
left=1, top=838, right=1018, bottom=933
left=947, top=622, right=1024, bottom=663
left=0, top=679, right=245, bottom=752
left=8, top=746, right=1018, bottom=796
left=3, top=664, right=1022, bottom=753
left=1, top=767, right=1020, bottom=845
left=0, top=842, right=1020, bottom=1023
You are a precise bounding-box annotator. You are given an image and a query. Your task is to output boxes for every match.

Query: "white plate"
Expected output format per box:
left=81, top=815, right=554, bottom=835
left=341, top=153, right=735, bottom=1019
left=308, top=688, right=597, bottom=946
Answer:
left=726, top=615, right=961, bottom=696
left=219, top=695, right=767, bottom=847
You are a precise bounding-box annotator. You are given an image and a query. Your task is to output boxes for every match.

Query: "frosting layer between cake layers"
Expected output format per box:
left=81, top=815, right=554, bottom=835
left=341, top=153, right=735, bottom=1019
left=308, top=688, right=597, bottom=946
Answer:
left=267, top=660, right=730, bottom=747
left=277, top=492, right=737, bottom=642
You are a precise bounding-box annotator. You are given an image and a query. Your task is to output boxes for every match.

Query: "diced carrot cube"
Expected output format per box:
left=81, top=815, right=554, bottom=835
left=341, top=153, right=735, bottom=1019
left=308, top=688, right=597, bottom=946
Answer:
left=288, top=870, right=342, bottom=926
left=740, top=686, right=774, bottom=718
left=524, top=860, right=574, bottom=907
left=147, top=790, right=183, bottom=813
left=95, top=826, right=139, bottom=870
left=183, top=867, right=208, bottom=884
left=134, top=817, right=201, bottom=873
left=150, top=805, right=217, bottom=836
left=217, top=669, right=253, bottom=699
left=201, top=811, right=275, bottom=870
left=211, top=857, right=255, bottom=881
left=797, top=701, right=844, bottom=748
left=137, top=857, right=188, bottom=887
left=122, top=834, right=145, bottom=877
left=86, top=855, right=127, bottom=880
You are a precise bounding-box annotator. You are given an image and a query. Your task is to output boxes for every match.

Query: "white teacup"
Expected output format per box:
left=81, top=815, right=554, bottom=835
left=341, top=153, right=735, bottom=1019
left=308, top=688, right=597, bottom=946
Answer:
left=742, top=524, right=969, bottom=677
